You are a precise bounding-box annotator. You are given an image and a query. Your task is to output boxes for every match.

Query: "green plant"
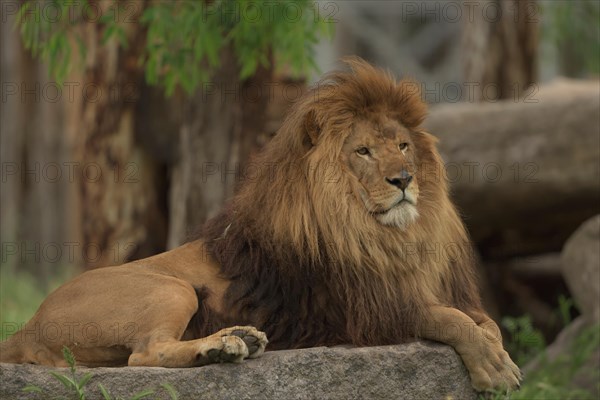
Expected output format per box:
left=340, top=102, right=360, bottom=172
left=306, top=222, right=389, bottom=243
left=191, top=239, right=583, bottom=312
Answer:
left=16, top=0, right=334, bottom=95
left=501, top=315, right=546, bottom=366
left=490, top=323, right=599, bottom=400
left=557, top=294, right=575, bottom=326
left=541, top=0, right=600, bottom=75
left=483, top=300, right=600, bottom=400
left=21, top=346, right=179, bottom=400
left=23, top=346, right=92, bottom=400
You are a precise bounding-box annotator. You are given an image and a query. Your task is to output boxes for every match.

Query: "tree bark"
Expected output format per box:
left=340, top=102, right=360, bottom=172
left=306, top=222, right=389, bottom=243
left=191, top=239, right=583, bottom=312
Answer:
left=72, top=1, right=166, bottom=268
left=463, top=0, right=538, bottom=101
left=1, top=10, right=29, bottom=272
left=167, top=50, right=273, bottom=248
left=1, top=8, right=68, bottom=288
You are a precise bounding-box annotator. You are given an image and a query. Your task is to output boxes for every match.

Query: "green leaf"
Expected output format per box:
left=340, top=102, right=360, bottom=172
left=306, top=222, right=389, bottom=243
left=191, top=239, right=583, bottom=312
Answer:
left=164, top=72, right=178, bottom=97
left=161, top=383, right=179, bottom=400
left=78, top=372, right=93, bottom=389
left=116, top=27, right=129, bottom=49
left=99, top=384, right=113, bottom=400
left=50, top=371, right=77, bottom=390
left=129, top=389, right=155, bottom=400
left=557, top=295, right=575, bottom=326
left=22, top=384, right=43, bottom=393
left=14, top=2, right=32, bottom=31
left=240, top=57, right=258, bottom=79
left=62, top=346, right=77, bottom=372
left=102, top=25, right=117, bottom=45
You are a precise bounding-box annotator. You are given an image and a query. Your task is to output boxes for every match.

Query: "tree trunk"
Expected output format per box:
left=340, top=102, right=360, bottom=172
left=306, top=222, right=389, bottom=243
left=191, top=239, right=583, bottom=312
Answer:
left=463, top=0, right=538, bottom=101
left=167, top=50, right=273, bottom=248
left=71, top=1, right=166, bottom=268
left=1, top=8, right=68, bottom=288
left=1, top=10, right=29, bottom=273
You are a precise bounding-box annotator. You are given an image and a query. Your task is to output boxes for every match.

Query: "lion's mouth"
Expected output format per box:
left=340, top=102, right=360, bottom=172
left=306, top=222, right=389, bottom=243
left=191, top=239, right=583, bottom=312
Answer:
left=372, top=198, right=413, bottom=215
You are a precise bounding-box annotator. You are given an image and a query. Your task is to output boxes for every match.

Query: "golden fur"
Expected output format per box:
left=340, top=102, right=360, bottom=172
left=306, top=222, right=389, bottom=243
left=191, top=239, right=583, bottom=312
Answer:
left=1, top=58, right=520, bottom=392
left=201, top=59, right=480, bottom=345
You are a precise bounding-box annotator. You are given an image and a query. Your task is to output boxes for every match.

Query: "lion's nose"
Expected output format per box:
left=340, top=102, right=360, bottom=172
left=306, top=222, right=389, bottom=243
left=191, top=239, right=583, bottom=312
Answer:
left=385, top=171, right=413, bottom=190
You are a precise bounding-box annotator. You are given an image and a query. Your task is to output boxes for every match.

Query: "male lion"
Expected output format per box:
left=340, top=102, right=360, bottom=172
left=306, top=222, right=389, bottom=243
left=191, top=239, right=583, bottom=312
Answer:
left=1, top=58, right=521, bottom=392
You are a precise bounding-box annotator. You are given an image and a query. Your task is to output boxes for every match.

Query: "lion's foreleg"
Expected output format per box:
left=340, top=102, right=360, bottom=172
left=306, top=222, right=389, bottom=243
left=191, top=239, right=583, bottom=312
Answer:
left=420, top=305, right=521, bottom=392
left=462, top=309, right=504, bottom=338
left=128, top=326, right=267, bottom=367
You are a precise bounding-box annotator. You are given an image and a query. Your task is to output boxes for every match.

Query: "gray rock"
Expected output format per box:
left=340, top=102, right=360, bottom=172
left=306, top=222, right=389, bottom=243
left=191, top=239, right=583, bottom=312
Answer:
left=425, top=80, right=600, bottom=258
left=524, top=316, right=588, bottom=374
left=561, top=215, right=600, bottom=321
left=523, top=216, right=600, bottom=397
left=0, top=341, right=477, bottom=400
left=524, top=316, right=600, bottom=398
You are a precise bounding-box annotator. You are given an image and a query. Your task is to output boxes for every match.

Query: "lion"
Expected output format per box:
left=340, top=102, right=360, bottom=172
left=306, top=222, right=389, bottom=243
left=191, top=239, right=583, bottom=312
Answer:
left=0, top=58, right=521, bottom=392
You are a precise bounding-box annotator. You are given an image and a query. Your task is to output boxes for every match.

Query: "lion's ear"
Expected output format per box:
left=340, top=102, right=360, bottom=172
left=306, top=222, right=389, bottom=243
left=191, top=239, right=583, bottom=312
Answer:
left=303, top=109, right=320, bottom=146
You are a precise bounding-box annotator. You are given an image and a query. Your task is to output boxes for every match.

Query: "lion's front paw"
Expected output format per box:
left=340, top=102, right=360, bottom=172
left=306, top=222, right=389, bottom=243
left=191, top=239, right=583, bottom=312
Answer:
left=197, top=335, right=249, bottom=364
left=461, top=341, right=522, bottom=392
left=217, top=326, right=268, bottom=359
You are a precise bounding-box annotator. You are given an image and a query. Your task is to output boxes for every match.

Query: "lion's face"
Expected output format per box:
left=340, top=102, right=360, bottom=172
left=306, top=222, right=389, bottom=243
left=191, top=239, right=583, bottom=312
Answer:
left=341, top=116, right=420, bottom=228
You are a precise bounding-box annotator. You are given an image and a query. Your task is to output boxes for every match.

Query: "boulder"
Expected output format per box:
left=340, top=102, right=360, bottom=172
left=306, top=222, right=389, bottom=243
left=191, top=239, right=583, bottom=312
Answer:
left=561, top=215, right=600, bottom=321
left=523, top=316, right=599, bottom=398
left=0, top=341, right=477, bottom=400
left=524, top=216, right=600, bottom=397
left=426, top=79, right=600, bottom=259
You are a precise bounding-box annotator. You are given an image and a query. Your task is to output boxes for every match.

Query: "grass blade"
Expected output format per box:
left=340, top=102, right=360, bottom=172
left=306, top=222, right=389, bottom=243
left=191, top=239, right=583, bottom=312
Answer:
left=98, top=383, right=113, bottom=400
left=22, top=384, right=43, bottom=393
left=50, top=371, right=77, bottom=390
left=129, top=389, right=155, bottom=399
left=161, top=383, right=179, bottom=400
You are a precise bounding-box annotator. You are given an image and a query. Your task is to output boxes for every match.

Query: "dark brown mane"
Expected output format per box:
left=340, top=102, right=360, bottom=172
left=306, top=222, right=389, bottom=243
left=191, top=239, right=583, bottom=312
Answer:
left=198, top=58, right=483, bottom=349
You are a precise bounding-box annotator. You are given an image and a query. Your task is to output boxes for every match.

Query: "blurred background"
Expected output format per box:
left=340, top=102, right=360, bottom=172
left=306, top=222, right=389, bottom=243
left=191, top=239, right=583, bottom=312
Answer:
left=1, top=1, right=599, bottom=398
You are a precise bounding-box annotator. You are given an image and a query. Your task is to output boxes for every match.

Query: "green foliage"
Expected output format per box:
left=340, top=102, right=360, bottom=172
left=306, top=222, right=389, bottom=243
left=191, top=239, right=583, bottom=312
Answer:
left=23, top=346, right=92, bottom=400
left=484, top=299, right=600, bottom=400
left=22, top=346, right=179, bottom=400
left=17, top=0, right=334, bottom=96
left=557, top=294, right=575, bottom=326
left=541, top=0, right=600, bottom=75
left=501, top=315, right=546, bottom=366
left=141, top=0, right=333, bottom=95
left=16, top=0, right=88, bottom=84
left=483, top=323, right=600, bottom=400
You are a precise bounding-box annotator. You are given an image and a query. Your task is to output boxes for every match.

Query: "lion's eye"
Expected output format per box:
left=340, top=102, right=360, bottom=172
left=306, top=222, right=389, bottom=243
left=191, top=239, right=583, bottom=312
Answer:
left=356, top=147, right=370, bottom=156
left=399, top=143, right=409, bottom=151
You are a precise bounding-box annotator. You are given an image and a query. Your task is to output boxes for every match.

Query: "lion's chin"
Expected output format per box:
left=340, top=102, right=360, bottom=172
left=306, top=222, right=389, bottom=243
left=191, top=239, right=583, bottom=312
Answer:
left=375, top=202, right=419, bottom=229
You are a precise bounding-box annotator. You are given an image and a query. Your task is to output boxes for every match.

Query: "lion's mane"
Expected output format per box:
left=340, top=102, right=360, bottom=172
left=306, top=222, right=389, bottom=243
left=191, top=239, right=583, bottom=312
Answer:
left=200, top=58, right=483, bottom=349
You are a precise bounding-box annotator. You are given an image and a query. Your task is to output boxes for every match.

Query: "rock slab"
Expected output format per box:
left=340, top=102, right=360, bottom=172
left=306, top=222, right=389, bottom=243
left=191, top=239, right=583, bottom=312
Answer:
left=0, top=341, right=477, bottom=400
